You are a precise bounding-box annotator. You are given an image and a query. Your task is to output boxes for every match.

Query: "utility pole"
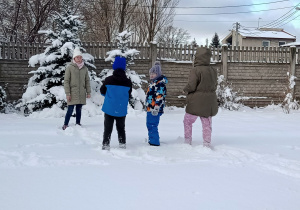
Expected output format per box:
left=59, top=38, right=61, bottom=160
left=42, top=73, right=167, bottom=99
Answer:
left=258, top=18, right=262, bottom=29
left=235, top=22, right=240, bottom=61
left=235, top=22, right=239, bottom=47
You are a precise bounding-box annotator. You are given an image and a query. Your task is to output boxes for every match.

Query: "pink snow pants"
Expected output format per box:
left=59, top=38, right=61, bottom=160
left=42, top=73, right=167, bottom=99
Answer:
left=183, top=113, right=212, bottom=145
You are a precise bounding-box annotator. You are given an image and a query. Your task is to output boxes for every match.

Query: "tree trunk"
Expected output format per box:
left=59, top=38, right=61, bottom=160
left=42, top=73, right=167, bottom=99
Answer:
left=119, top=0, right=128, bottom=33
left=148, top=0, right=155, bottom=42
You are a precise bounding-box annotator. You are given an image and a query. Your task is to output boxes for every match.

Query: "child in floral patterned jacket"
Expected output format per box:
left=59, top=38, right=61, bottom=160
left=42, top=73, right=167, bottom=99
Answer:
left=145, top=61, right=168, bottom=146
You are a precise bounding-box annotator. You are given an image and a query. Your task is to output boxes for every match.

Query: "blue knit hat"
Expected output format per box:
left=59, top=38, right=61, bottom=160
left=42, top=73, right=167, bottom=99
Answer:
left=112, top=56, right=126, bottom=70
left=149, top=61, right=162, bottom=77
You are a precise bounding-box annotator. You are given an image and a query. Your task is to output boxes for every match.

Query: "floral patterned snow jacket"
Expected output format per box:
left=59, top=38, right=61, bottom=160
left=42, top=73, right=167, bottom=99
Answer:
left=145, top=75, right=168, bottom=113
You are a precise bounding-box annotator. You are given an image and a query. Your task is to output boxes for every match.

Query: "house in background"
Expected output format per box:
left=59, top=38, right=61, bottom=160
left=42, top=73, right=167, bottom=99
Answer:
left=222, top=28, right=296, bottom=48
left=281, top=41, right=300, bottom=48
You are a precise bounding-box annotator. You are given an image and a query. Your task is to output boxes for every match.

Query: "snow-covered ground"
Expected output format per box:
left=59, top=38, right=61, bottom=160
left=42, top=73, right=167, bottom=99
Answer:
left=1, top=106, right=300, bottom=210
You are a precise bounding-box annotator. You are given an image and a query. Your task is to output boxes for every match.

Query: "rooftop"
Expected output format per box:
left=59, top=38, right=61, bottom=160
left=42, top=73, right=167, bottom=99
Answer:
left=239, top=28, right=296, bottom=39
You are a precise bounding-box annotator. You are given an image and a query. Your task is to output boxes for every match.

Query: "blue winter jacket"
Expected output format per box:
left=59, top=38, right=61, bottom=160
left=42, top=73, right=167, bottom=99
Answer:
left=100, top=69, right=132, bottom=117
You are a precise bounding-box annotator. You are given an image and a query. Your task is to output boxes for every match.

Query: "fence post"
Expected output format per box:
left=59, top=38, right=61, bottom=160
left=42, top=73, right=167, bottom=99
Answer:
left=222, top=44, right=228, bottom=80
left=150, top=42, right=157, bottom=66
left=290, top=46, right=296, bottom=98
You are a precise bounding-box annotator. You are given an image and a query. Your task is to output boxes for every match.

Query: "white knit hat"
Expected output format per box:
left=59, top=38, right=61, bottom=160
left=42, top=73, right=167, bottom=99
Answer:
left=72, top=47, right=82, bottom=59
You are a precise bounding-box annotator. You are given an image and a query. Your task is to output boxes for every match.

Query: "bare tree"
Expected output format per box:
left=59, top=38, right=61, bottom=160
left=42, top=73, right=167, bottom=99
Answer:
left=79, top=0, right=140, bottom=42
left=23, top=0, right=60, bottom=42
left=0, top=0, right=59, bottom=43
left=117, top=0, right=140, bottom=34
left=156, top=25, right=190, bottom=45
left=0, top=0, right=181, bottom=44
left=140, top=0, right=179, bottom=42
left=0, top=0, right=22, bottom=42
left=78, top=0, right=179, bottom=43
left=118, top=0, right=129, bottom=33
left=79, top=0, right=117, bottom=42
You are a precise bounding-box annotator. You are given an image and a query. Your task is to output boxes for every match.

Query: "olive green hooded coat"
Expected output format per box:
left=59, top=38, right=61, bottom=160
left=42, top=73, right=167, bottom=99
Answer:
left=64, top=63, right=91, bottom=105
left=183, top=47, right=218, bottom=118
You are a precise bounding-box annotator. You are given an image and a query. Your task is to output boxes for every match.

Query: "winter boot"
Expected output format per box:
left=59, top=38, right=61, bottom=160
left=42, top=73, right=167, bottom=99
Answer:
left=149, top=142, right=160, bottom=146
left=203, top=142, right=213, bottom=150
left=184, top=138, right=192, bottom=145
left=102, top=144, right=110, bottom=151
left=119, top=143, right=126, bottom=149
left=62, top=125, right=68, bottom=130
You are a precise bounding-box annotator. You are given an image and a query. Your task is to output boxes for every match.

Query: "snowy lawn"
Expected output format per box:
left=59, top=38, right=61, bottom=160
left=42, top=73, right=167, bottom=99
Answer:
left=1, top=106, right=300, bottom=210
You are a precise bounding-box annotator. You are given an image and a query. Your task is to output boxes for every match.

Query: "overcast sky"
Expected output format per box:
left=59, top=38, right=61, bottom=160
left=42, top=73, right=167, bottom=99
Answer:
left=173, top=0, right=300, bottom=45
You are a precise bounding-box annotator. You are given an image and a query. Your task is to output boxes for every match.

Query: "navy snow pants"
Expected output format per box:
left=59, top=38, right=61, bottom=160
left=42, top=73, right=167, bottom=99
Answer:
left=146, top=112, right=162, bottom=146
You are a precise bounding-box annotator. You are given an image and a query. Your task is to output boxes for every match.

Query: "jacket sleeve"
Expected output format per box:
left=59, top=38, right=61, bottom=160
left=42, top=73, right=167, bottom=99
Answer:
left=154, top=82, right=167, bottom=108
left=128, top=80, right=133, bottom=101
left=85, top=70, right=91, bottom=95
left=100, top=80, right=107, bottom=96
left=183, top=69, right=199, bottom=93
left=64, top=65, right=71, bottom=96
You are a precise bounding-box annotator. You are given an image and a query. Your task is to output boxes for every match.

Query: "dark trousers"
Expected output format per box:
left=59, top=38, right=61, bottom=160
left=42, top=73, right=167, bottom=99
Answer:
left=103, top=113, right=126, bottom=146
left=64, top=104, right=83, bottom=125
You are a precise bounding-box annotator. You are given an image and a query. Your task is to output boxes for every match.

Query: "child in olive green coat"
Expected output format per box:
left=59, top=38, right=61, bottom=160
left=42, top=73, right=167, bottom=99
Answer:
left=183, top=47, right=218, bottom=147
left=62, top=47, right=91, bottom=130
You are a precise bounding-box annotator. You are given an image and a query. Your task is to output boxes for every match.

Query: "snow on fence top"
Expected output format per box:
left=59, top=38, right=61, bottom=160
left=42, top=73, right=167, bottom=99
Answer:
left=1, top=41, right=300, bottom=63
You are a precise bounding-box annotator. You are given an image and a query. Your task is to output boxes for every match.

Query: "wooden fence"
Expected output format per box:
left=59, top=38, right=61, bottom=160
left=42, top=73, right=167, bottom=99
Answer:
left=1, top=41, right=300, bottom=63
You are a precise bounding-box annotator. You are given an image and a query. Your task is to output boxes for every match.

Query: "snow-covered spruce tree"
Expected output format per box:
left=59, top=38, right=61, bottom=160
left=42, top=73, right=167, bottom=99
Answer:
left=281, top=71, right=299, bottom=114
left=191, top=38, right=198, bottom=47
left=100, top=31, right=146, bottom=110
left=16, top=0, right=102, bottom=116
left=0, top=85, right=7, bottom=113
left=216, top=75, right=242, bottom=110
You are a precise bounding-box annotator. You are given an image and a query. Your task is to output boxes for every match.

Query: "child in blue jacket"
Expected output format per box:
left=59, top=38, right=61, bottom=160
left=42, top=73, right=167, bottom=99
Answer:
left=145, top=61, right=168, bottom=146
left=100, top=56, right=132, bottom=150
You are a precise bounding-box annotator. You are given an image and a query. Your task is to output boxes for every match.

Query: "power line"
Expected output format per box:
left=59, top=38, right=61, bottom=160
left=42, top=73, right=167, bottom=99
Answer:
left=173, top=19, right=300, bottom=23
left=277, top=14, right=300, bottom=27
left=265, top=11, right=298, bottom=28
left=173, top=0, right=289, bottom=9
left=174, top=6, right=293, bottom=15
left=261, top=3, right=300, bottom=27
left=98, top=6, right=294, bottom=16
left=174, top=20, right=271, bottom=22
left=88, top=0, right=289, bottom=9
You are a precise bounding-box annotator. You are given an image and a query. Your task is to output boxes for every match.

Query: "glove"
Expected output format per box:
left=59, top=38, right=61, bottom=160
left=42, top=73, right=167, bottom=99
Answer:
left=151, top=107, right=159, bottom=116
left=66, top=95, right=71, bottom=102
